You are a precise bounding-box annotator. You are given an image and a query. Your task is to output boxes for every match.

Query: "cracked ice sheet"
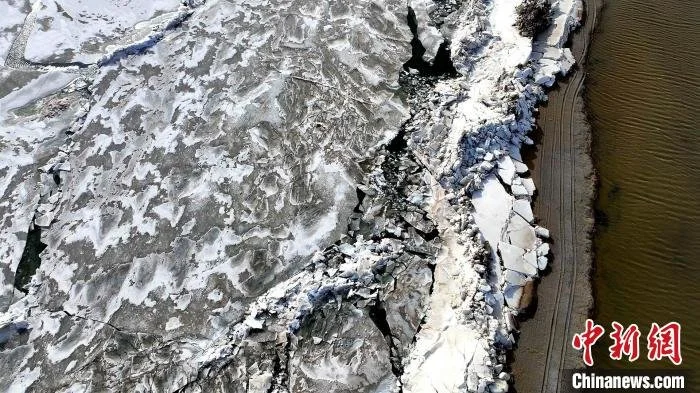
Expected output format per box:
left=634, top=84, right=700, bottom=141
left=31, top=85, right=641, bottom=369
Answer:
left=0, top=0, right=412, bottom=389
left=0, top=68, right=78, bottom=308
left=546, top=0, right=582, bottom=48
left=290, top=303, right=397, bottom=392
left=402, top=177, right=490, bottom=393
left=472, top=175, right=512, bottom=251
left=0, top=0, right=29, bottom=62
left=24, top=0, right=183, bottom=64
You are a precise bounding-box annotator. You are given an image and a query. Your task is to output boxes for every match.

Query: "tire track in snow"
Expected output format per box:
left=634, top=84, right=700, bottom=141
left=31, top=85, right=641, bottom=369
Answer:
left=511, top=0, right=600, bottom=391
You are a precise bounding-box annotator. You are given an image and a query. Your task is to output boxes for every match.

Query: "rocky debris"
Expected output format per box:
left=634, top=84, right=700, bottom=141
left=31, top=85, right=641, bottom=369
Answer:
left=515, top=0, right=552, bottom=38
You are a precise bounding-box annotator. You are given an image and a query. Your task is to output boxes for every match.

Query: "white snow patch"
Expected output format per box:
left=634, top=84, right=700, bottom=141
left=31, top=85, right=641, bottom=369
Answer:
left=24, top=0, right=183, bottom=64
left=165, top=317, right=182, bottom=331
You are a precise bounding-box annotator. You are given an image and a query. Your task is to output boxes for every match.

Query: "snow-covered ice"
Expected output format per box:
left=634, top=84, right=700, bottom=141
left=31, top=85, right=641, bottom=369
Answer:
left=24, top=0, right=184, bottom=64
left=0, top=0, right=583, bottom=390
left=0, top=0, right=29, bottom=62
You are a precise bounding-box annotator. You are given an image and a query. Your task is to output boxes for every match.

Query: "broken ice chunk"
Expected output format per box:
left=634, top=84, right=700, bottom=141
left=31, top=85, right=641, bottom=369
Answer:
left=165, top=317, right=182, bottom=331
left=248, top=372, right=273, bottom=393
left=504, top=270, right=527, bottom=286
left=490, top=379, right=509, bottom=393
left=337, top=243, right=356, bottom=256
left=535, top=226, right=550, bottom=238
left=0, top=320, right=28, bottom=346
left=34, top=203, right=57, bottom=227
left=53, top=161, right=71, bottom=172
left=409, top=0, right=444, bottom=63
left=401, top=211, right=434, bottom=233
left=498, top=242, right=536, bottom=276
left=497, top=156, right=516, bottom=185
left=24, top=0, right=183, bottom=64
left=522, top=178, right=536, bottom=196
left=511, top=183, right=529, bottom=197
left=34, top=213, right=53, bottom=228
left=512, top=199, right=534, bottom=223
left=560, top=48, right=576, bottom=75
left=478, top=161, right=494, bottom=173
left=523, top=250, right=538, bottom=270
left=504, top=284, right=523, bottom=309
left=243, top=314, right=264, bottom=330
left=507, top=214, right=537, bottom=250
left=514, top=160, right=529, bottom=174
left=509, top=145, right=523, bottom=161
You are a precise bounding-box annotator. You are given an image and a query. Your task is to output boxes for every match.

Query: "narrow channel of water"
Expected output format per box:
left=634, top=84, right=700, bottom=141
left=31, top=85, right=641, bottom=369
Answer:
left=588, top=0, right=700, bottom=370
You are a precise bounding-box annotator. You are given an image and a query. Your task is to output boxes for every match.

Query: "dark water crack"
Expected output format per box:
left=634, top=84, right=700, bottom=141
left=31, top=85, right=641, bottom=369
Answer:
left=13, top=223, right=46, bottom=294
left=368, top=299, right=405, bottom=391
left=404, top=6, right=458, bottom=76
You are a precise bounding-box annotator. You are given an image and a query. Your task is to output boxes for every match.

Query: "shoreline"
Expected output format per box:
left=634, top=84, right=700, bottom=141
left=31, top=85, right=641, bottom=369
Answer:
left=510, top=0, right=602, bottom=391
left=585, top=0, right=700, bottom=370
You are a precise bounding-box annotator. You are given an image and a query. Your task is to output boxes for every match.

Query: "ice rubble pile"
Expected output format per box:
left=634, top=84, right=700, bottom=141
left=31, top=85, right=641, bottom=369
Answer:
left=0, top=0, right=581, bottom=391
left=404, top=0, right=581, bottom=313
left=388, top=0, right=583, bottom=390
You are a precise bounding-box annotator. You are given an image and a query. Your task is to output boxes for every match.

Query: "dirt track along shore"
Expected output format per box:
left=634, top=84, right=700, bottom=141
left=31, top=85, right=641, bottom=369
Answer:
left=509, top=0, right=602, bottom=391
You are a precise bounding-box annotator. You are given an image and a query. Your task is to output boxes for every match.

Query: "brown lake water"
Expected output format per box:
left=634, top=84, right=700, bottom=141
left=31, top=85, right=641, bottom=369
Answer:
left=588, top=0, right=700, bottom=372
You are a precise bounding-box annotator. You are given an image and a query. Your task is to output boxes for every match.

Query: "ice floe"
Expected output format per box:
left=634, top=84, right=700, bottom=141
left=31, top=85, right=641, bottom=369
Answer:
left=24, top=0, right=184, bottom=64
